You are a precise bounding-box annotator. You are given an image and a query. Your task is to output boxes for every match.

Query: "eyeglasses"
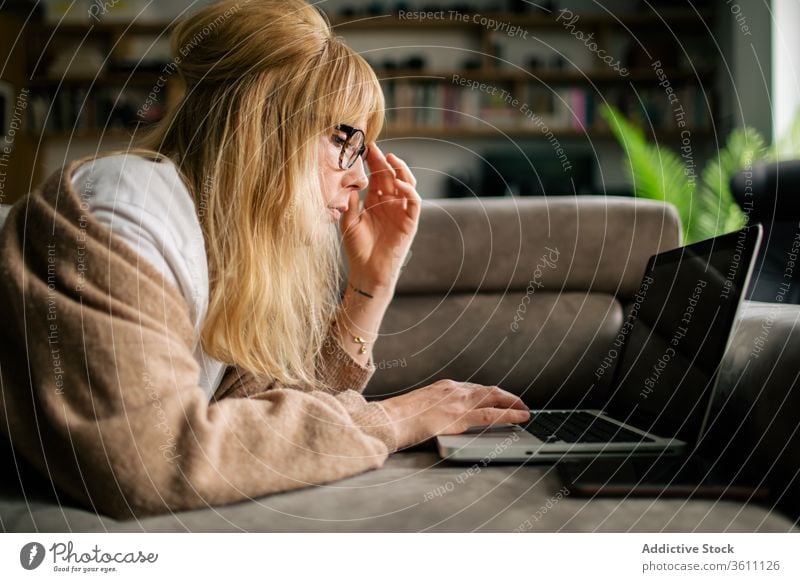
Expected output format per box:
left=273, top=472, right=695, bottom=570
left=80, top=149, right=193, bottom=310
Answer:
left=334, top=124, right=367, bottom=169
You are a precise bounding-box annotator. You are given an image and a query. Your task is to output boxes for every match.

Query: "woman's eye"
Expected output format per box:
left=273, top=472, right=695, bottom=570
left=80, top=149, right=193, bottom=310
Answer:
left=331, top=134, right=346, bottom=146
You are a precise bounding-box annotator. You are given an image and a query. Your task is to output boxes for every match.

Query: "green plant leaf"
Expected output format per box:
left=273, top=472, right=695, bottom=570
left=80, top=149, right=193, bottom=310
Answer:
left=602, top=104, right=769, bottom=244
left=601, top=105, right=695, bottom=242
left=699, top=127, right=767, bottom=241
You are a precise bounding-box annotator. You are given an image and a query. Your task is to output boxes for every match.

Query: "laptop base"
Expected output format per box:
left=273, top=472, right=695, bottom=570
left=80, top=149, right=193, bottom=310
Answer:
left=436, top=410, right=685, bottom=463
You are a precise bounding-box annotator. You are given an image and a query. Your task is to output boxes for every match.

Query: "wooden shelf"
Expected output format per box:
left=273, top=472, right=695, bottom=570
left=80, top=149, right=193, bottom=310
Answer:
left=376, top=68, right=715, bottom=84
left=36, top=126, right=712, bottom=142
left=28, top=67, right=713, bottom=89
left=27, top=67, right=713, bottom=90
left=37, top=129, right=138, bottom=141
left=29, top=9, right=718, bottom=152
left=39, top=10, right=714, bottom=35
left=29, top=72, right=167, bottom=88
left=38, top=21, right=173, bottom=36
left=381, top=125, right=711, bottom=140
left=332, top=11, right=714, bottom=31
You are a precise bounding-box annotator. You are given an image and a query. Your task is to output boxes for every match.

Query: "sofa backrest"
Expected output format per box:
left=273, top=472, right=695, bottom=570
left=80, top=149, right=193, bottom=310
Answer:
left=366, top=196, right=682, bottom=405
left=393, top=196, right=682, bottom=301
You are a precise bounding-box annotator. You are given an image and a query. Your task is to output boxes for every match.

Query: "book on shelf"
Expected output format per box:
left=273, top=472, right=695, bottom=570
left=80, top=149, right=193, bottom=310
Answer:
left=380, top=78, right=713, bottom=135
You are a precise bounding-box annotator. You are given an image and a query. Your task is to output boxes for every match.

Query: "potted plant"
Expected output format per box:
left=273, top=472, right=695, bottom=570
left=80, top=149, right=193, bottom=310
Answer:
left=601, top=104, right=769, bottom=244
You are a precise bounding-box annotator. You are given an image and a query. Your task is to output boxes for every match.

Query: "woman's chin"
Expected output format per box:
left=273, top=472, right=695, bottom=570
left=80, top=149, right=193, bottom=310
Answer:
left=305, top=213, right=339, bottom=244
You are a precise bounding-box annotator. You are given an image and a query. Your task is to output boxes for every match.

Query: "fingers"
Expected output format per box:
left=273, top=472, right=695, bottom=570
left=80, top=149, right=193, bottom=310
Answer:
left=386, top=152, right=417, bottom=187
left=440, top=406, right=530, bottom=435
left=365, top=142, right=396, bottom=195
left=392, top=178, right=421, bottom=221
left=366, top=145, right=418, bottom=197
left=462, top=383, right=528, bottom=411
left=466, top=407, right=531, bottom=429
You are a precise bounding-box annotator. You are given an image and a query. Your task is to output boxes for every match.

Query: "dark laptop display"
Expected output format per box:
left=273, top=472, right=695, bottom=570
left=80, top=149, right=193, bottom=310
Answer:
left=604, top=225, right=762, bottom=447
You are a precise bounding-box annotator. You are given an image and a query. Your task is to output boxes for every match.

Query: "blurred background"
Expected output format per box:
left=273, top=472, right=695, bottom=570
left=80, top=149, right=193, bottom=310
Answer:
left=0, top=1, right=797, bottom=252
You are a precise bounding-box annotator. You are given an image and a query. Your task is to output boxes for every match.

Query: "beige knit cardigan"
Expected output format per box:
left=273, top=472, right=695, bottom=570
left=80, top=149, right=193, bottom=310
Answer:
left=0, top=159, right=397, bottom=520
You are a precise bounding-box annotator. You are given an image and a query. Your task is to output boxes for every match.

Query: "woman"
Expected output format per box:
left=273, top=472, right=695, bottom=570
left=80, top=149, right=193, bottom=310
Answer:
left=0, top=0, right=529, bottom=519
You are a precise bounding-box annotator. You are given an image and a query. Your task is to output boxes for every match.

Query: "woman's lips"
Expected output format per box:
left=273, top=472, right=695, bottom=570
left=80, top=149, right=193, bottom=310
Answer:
left=328, top=207, right=344, bottom=220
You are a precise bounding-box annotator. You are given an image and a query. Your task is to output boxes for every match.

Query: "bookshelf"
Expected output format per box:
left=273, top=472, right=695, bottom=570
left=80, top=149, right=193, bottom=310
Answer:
left=15, top=1, right=721, bottom=198
left=331, top=10, right=718, bottom=143
left=24, top=7, right=719, bottom=141
left=25, top=20, right=178, bottom=139
left=328, top=2, right=720, bottom=196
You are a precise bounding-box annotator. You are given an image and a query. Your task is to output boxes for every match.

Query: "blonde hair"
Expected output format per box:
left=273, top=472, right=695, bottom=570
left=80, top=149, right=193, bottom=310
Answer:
left=137, top=0, right=385, bottom=388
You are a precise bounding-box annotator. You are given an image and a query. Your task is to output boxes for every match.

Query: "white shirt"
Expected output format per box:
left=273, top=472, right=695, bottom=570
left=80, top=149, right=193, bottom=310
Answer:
left=68, top=154, right=227, bottom=400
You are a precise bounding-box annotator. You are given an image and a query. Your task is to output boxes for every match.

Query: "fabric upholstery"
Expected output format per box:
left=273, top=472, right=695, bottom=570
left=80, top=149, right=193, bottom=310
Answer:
left=394, top=196, right=682, bottom=300
left=366, top=291, right=621, bottom=407
left=1, top=444, right=794, bottom=532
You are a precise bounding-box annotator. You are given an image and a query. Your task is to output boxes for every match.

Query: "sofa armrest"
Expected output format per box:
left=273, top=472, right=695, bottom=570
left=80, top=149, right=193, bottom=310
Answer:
left=703, top=300, right=800, bottom=520
left=395, top=196, right=682, bottom=301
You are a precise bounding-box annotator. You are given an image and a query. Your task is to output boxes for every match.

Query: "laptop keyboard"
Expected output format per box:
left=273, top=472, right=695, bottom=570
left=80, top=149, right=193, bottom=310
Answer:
left=521, top=411, right=656, bottom=444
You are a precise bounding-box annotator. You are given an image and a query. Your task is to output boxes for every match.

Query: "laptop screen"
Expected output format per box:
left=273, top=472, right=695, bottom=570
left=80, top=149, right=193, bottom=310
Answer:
left=604, top=225, right=762, bottom=445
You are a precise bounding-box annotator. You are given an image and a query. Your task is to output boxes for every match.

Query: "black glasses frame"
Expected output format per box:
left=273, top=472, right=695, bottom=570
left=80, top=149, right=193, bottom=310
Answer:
left=335, top=124, right=367, bottom=169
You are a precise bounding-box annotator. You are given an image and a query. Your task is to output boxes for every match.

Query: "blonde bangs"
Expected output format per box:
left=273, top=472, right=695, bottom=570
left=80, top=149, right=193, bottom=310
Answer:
left=315, top=39, right=385, bottom=142
left=132, top=1, right=385, bottom=390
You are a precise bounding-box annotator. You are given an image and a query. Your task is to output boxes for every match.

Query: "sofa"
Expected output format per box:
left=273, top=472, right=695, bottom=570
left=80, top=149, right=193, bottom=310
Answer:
left=1, top=196, right=798, bottom=532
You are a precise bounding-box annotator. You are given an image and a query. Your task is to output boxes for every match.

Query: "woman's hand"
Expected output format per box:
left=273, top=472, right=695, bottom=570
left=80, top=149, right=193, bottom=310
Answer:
left=378, top=380, right=531, bottom=450
left=340, top=143, right=420, bottom=292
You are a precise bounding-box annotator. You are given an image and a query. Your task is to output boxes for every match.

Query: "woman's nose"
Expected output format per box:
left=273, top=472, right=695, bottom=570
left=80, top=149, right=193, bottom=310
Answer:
left=346, top=156, right=369, bottom=190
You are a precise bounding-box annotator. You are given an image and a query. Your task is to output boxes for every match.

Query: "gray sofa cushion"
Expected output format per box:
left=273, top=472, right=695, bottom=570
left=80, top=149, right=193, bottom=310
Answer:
left=395, top=196, right=682, bottom=300
left=368, top=195, right=682, bottom=403
left=367, top=291, right=621, bottom=407
left=2, top=449, right=795, bottom=532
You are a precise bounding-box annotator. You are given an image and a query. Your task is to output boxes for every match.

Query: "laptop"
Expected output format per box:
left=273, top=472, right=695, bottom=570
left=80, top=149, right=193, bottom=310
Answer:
left=437, top=224, right=763, bottom=462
